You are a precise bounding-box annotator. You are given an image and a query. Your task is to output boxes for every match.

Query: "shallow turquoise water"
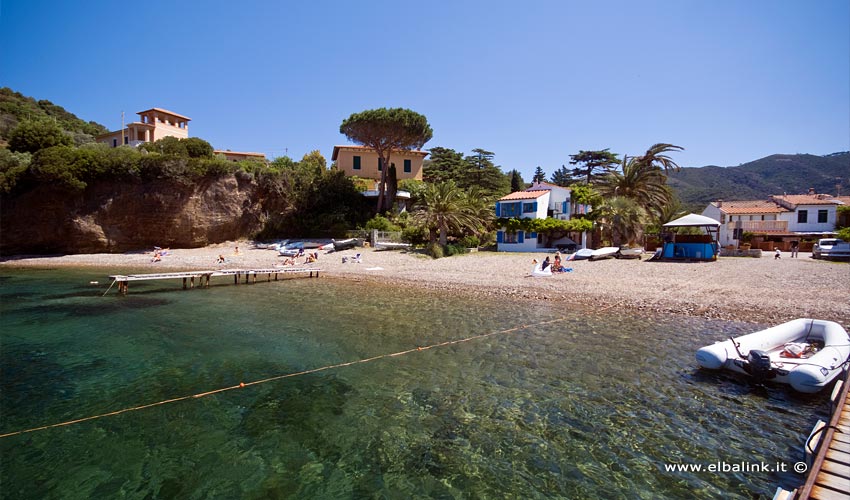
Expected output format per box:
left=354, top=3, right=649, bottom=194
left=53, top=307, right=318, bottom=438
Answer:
left=0, top=268, right=829, bottom=499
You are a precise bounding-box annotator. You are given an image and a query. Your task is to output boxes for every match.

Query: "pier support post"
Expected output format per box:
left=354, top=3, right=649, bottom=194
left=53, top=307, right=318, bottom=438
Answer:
left=190, top=276, right=195, bottom=289
left=183, top=277, right=187, bottom=289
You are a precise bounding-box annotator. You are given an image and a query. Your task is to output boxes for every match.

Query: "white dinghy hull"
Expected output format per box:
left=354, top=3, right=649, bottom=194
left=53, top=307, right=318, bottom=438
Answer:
left=696, top=318, right=850, bottom=393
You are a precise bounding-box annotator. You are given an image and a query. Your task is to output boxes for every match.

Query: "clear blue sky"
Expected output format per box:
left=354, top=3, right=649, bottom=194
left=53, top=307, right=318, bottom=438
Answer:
left=2, top=0, right=848, bottom=181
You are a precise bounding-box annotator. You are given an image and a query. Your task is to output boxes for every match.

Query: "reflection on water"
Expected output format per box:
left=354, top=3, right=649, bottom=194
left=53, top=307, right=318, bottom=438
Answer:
left=0, top=269, right=828, bottom=499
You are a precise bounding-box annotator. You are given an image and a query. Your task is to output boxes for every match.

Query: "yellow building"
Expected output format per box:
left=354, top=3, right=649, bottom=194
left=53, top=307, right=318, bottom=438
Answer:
left=214, top=150, right=267, bottom=162
left=96, top=108, right=190, bottom=148
left=331, top=145, right=428, bottom=183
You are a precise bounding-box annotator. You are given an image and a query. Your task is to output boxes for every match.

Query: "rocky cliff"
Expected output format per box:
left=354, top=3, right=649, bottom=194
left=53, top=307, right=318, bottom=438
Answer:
left=0, top=174, right=265, bottom=255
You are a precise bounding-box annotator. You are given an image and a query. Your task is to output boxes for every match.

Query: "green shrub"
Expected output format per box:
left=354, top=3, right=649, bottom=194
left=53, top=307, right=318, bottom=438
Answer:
left=425, top=242, right=444, bottom=258
left=0, top=148, right=31, bottom=193
left=364, top=214, right=401, bottom=232
left=837, top=227, right=850, bottom=241
left=444, top=243, right=469, bottom=256
left=402, top=225, right=428, bottom=246
left=458, top=235, right=480, bottom=248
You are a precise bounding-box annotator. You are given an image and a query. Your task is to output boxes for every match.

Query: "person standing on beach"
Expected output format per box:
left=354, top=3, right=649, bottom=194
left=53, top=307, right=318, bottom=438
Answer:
left=790, top=240, right=799, bottom=258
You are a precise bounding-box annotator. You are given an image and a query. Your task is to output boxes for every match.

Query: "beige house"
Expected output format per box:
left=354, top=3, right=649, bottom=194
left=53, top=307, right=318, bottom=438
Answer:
left=331, top=145, right=428, bottom=183
left=97, top=108, right=190, bottom=148
left=214, top=150, right=267, bottom=162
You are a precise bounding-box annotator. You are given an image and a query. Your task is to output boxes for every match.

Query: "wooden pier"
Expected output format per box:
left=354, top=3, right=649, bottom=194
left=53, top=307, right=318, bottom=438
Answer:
left=775, top=368, right=850, bottom=500
left=108, top=268, right=322, bottom=295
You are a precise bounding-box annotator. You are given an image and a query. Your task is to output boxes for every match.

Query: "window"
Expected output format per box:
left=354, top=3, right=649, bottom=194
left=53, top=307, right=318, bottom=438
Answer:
left=797, top=210, right=808, bottom=224
left=352, top=156, right=361, bottom=170
left=503, top=231, right=518, bottom=243
left=818, top=210, right=828, bottom=223
left=523, top=202, right=537, bottom=213
left=404, top=159, right=411, bottom=173
left=501, top=203, right=521, bottom=217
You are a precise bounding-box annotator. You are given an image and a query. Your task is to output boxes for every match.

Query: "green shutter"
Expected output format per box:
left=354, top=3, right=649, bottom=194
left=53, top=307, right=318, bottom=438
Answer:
left=353, top=156, right=361, bottom=170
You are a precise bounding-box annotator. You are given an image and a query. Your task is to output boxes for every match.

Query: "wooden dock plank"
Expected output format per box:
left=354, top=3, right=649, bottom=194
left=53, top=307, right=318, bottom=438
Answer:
left=107, top=268, right=322, bottom=294
left=822, top=460, right=850, bottom=480
left=828, top=439, right=850, bottom=454
left=810, top=484, right=849, bottom=500
left=814, top=471, right=850, bottom=493
left=796, top=369, right=850, bottom=499
left=824, top=449, right=850, bottom=467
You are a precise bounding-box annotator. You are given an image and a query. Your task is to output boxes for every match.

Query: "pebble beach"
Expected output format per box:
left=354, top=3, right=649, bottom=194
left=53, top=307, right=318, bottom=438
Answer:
left=3, top=241, right=848, bottom=328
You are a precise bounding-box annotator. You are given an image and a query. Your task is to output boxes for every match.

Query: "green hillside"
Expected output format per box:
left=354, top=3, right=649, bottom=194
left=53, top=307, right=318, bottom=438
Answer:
left=668, top=152, right=850, bottom=209
left=0, top=87, right=108, bottom=144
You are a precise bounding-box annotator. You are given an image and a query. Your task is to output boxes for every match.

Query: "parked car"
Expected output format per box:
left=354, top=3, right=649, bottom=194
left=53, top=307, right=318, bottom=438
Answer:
left=812, top=238, right=850, bottom=260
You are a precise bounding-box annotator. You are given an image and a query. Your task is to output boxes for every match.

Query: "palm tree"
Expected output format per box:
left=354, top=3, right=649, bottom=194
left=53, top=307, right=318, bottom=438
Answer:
left=593, top=196, right=647, bottom=246
left=597, top=156, right=672, bottom=216
left=411, top=181, right=479, bottom=245
left=635, top=143, right=684, bottom=174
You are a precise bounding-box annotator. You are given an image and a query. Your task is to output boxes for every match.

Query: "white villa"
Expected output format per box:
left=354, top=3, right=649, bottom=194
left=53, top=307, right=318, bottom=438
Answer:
left=495, top=181, right=589, bottom=252
left=702, top=190, right=847, bottom=249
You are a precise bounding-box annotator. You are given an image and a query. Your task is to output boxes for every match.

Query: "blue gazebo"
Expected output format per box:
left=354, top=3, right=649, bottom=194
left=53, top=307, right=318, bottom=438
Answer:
left=660, top=214, right=721, bottom=261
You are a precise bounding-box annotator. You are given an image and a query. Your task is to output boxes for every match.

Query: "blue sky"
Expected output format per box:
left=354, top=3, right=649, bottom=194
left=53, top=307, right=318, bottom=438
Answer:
left=2, top=0, right=848, bottom=181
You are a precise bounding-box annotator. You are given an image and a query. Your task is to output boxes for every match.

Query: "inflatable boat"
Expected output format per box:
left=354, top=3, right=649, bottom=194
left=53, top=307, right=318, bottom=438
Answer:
left=695, top=318, right=850, bottom=393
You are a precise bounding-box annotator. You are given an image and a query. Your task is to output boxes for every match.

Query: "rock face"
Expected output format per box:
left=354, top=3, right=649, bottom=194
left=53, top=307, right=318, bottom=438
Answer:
left=0, top=175, right=265, bottom=254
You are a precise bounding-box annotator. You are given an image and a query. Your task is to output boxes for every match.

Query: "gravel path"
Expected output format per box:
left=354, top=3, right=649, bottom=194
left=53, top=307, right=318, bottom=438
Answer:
left=3, top=241, right=848, bottom=327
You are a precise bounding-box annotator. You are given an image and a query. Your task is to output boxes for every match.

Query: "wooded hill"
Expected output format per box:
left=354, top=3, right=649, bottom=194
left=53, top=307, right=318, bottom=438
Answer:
left=667, top=152, right=850, bottom=209
left=0, top=87, right=107, bottom=144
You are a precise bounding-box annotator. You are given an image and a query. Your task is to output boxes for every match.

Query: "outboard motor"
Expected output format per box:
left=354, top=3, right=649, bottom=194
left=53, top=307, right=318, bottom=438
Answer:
left=745, top=350, right=775, bottom=380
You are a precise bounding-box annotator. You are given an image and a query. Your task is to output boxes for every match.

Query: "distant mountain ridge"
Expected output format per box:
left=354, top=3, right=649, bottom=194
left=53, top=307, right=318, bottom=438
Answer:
left=668, top=152, right=850, bottom=209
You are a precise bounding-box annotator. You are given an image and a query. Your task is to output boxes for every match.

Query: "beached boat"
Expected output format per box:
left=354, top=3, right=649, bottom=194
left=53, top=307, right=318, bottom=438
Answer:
left=332, top=238, right=361, bottom=251
left=589, top=247, right=619, bottom=260
left=616, top=247, right=644, bottom=259
left=695, top=318, right=850, bottom=393
left=374, top=241, right=411, bottom=251
left=568, top=249, right=593, bottom=261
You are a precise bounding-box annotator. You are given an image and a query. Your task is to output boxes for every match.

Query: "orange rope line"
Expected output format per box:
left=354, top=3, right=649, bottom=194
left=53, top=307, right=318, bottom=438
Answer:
left=0, top=315, right=575, bottom=439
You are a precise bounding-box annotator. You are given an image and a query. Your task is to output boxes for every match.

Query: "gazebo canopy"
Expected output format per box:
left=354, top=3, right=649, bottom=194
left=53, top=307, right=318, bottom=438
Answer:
left=663, top=213, right=721, bottom=228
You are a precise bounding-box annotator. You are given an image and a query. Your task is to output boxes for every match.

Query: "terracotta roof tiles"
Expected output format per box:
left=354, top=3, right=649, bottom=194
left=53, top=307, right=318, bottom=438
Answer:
left=499, top=191, right=548, bottom=201
left=716, top=200, right=788, bottom=214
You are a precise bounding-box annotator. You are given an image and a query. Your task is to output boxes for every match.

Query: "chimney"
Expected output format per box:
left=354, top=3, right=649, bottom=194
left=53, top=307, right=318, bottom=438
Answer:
left=808, top=187, right=815, bottom=195
left=716, top=199, right=723, bottom=208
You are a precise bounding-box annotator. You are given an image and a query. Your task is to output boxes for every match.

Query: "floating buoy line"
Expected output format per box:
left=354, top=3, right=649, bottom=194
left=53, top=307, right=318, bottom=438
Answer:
left=2, top=302, right=624, bottom=439
left=0, top=312, right=599, bottom=439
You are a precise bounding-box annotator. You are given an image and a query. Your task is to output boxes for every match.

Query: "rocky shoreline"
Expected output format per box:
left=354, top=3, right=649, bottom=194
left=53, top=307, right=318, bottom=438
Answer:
left=2, top=241, right=848, bottom=328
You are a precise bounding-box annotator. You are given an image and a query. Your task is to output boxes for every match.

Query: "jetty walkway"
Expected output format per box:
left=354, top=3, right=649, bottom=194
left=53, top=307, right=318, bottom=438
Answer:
left=775, top=368, right=850, bottom=499
left=107, top=267, right=321, bottom=294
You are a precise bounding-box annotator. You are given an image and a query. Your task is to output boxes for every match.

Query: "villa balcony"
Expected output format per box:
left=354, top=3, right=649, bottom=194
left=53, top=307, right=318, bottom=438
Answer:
left=727, top=220, right=788, bottom=233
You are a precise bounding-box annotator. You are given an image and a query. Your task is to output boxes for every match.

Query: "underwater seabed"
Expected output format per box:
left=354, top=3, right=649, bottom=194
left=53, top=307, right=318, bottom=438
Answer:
left=0, top=268, right=829, bottom=499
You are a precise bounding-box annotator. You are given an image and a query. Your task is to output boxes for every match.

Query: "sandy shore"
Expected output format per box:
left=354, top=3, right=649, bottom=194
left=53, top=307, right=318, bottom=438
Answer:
left=2, top=240, right=848, bottom=327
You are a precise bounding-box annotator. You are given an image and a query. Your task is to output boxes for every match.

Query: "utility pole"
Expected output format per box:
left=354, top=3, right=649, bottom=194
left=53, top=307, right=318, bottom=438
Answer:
left=121, top=111, right=125, bottom=146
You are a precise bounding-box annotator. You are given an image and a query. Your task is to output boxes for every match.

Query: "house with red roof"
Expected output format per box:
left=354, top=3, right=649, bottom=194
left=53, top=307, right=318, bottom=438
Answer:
left=494, top=181, right=589, bottom=252
left=702, top=189, right=846, bottom=248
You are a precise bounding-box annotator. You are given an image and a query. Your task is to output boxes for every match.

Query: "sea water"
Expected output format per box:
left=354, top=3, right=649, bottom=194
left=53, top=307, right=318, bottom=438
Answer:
left=0, top=268, right=829, bottom=499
